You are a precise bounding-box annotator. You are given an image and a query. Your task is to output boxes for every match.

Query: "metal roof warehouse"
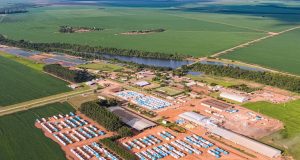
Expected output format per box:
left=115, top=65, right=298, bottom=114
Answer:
left=201, top=99, right=233, bottom=111
left=108, top=106, right=156, bottom=131
left=220, top=92, right=249, bottom=103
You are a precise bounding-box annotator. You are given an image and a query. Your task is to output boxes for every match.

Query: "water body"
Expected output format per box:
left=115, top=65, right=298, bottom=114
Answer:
left=0, top=47, right=86, bottom=66
left=0, top=47, right=40, bottom=57
left=63, top=0, right=202, bottom=7
left=102, top=54, right=193, bottom=69
left=200, top=60, right=265, bottom=72
left=187, top=71, right=204, bottom=76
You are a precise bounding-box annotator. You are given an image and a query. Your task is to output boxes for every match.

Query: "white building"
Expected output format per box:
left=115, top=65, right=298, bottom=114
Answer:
left=179, top=111, right=281, bottom=158
left=220, top=92, right=249, bottom=103
left=135, top=81, right=150, bottom=87
left=185, top=81, right=197, bottom=87
left=68, top=84, right=80, bottom=89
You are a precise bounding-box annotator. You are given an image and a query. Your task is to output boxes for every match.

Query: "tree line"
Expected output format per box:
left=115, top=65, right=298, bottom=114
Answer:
left=0, top=34, right=187, bottom=60
left=100, top=136, right=137, bottom=160
left=229, top=84, right=260, bottom=93
left=79, top=101, right=133, bottom=137
left=0, top=8, right=28, bottom=14
left=184, top=63, right=300, bottom=93
left=59, top=26, right=104, bottom=33
left=43, top=64, right=95, bottom=83
left=128, top=28, right=165, bottom=34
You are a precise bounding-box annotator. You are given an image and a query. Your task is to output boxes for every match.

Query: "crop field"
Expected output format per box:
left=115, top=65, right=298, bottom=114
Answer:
left=79, top=62, right=123, bottom=72
left=0, top=102, right=74, bottom=160
left=0, top=1, right=299, bottom=73
left=0, top=5, right=269, bottom=57
left=0, top=51, right=44, bottom=71
left=0, top=55, right=70, bottom=106
left=243, top=100, right=300, bottom=159
left=222, top=28, right=300, bottom=75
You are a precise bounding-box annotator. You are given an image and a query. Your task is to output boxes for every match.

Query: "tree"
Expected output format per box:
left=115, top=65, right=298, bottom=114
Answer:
left=117, top=126, right=133, bottom=137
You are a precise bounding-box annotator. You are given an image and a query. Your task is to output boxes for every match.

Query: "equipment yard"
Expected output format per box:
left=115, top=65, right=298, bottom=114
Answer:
left=36, top=112, right=117, bottom=160
left=119, top=126, right=243, bottom=160
left=119, top=125, right=279, bottom=160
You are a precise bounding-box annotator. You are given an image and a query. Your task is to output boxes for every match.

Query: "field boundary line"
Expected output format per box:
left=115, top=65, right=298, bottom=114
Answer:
left=167, top=13, right=268, bottom=33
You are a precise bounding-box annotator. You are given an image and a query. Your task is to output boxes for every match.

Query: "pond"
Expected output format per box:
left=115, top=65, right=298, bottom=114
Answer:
left=200, top=60, right=265, bottom=72
left=102, top=54, right=193, bottom=69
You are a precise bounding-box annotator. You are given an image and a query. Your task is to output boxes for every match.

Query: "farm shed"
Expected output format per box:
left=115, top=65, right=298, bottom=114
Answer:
left=220, top=92, right=249, bottom=103
left=201, top=99, right=233, bottom=112
left=108, top=106, right=156, bottom=131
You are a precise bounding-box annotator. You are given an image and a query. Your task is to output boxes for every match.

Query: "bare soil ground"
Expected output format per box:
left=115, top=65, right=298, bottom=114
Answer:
left=158, top=98, right=283, bottom=139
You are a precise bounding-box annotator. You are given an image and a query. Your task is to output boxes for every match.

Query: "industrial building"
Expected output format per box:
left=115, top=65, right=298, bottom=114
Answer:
left=220, top=92, right=249, bottom=103
left=179, top=111, right=281, bottom=158
left=201, top=99, right=233, bottom=112
left=108, top=106, right=156, bottom=131
left=135, top=81, right=150, bottom=87
left=209, top=126, right=281, bottom=158
left=179, top=112, right=216, bottom=127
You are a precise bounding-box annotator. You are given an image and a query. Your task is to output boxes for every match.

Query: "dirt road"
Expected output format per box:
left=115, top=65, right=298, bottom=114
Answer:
left=211, top=26, right=300, bottom=57
left=0, top=88, right=94, bottom=116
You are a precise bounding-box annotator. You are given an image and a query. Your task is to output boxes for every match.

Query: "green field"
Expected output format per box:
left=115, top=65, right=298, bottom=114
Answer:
left=80, top=62, right=123, bottom=72
left=0, top=6, right=267, bottom=57
left=0, top=102, right=74, bottom=160
left=222, top=28, right=300, bottom=75
left=156, top=86, right=184, bottom=96
left=0, top=51, right=45, bottom=71
left=243, top=100, right=300, bottom=159
left=0, top=55, right=70, bottom=106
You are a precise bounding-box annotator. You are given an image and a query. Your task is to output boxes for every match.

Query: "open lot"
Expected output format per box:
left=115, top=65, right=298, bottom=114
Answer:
left=0, top=55, right=70, bottom=106
left=222, top=28, right=300, bottom=75
left=0, top=102, right=74, bottom=160
left=158, top=98, right=282, bottom=139
left=243, top=100, right=300, bottom=160
left=155, top=86, right=184, bottom=96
